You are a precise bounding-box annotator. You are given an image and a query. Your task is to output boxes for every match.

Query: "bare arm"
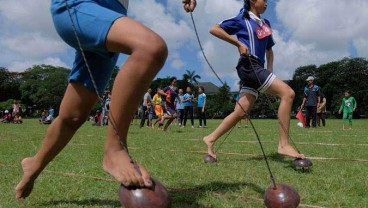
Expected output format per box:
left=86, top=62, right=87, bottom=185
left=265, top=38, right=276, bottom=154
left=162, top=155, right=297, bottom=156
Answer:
left=266, top=48, right=274, bottom=73
left=210, top=24, right=249, bottom=56
left=301, top=97, right=306, bottom=108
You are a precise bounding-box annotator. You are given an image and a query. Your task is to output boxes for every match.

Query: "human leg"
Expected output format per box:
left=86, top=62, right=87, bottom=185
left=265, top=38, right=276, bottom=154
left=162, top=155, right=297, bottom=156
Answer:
left=316, top=113, right=321, bottom=127
left=305, top=107, right=311, bottom=128
left=266, top=78, right=304, bottom=158
left=203, top=94, right=256, bottom=157
left=140, top=106, right=147, bottom=128
left=102, top=17, right=168, bottom=187
left=348, top=112, right=353, bottom=129
left=16, top=83, right=98, bottom=199
left=189, top=106, right=194, bottom=127
left=312, top=106, right=317, bottom=127
left=342, top=111, right=348, bottom=130
left=198, top=108, right=202, bottom=127
left=183, top=106, right=189, bottom=127
left=203, top=110, right=207, bottom=127
left=321, top=113, right=326, bottom=127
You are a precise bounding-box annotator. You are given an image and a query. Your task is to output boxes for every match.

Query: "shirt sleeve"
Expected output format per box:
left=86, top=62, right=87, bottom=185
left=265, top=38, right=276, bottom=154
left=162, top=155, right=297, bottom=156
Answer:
left=339, top=99, right=344, bottom=112
left=264, top=19, right=275, bottom=49
left=162, top=86, right=170, bottom=93
left=219, top=15, right=243, bottom=35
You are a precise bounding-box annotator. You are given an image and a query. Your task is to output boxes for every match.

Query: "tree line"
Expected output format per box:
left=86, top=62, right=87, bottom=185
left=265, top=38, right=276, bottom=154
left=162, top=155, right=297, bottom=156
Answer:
left=0, top=57, right=367, bottom=118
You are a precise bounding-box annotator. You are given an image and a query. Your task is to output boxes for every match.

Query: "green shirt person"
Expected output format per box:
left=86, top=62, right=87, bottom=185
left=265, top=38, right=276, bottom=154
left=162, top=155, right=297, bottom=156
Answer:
left=338, top=91, right=357, bottom=130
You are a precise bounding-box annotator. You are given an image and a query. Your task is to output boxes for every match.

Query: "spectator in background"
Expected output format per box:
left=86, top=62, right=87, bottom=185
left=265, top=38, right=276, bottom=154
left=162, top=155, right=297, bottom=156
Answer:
left=49, top=106, right=55, bottom=117
left=317, top=92, right=327, bottom=127
left=152, top=88, right=164, bottom=128
left=197, top=86, right=207, bottom=128
left=176, top=89, right=185, bottom=126
left=12, top=100, right=20, bottom=117
left=301, top=76, right=320, bottom=128
left=101, top=91, right=111, bottom=126
left=39, top=111, right=47, bottom=124
left=182, top=86, right=195, bottom=128
left=93, top=110, right=102, bottom=126
left=13, top=113, right=23, bottom=124
left=42, top=111, right=54, bottom=125
left=140, top=88, right=152, bottom=128
left=2, top=110, right=12, bottom=123
left=338, top=91, right=357, bottom=130
left=146, top=100, right=154, bottom=128
left=102, top=92, right=111, bottom=126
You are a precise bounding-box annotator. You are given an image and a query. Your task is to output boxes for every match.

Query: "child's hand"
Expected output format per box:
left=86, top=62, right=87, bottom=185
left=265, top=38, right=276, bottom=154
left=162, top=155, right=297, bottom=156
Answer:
left=238, top=43, right=249, bottom=56
left=183, top=0, right=196, bottom=12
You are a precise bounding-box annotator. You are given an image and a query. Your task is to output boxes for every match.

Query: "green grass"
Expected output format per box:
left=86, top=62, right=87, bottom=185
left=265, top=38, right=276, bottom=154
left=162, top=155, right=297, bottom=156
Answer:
left=1, top=119, right=368, bottom=207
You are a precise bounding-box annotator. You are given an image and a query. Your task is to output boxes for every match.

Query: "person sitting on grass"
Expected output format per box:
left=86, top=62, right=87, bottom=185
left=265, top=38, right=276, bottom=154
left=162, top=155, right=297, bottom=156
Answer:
left=39, top=111, right=47, bottom=124
left=203, top=0, right=305, bottom=159
left=338, top=90, right=357, bottom=130
left=2, top=110, right=12, bottom=123
left=13, top=113, right=23, bottom=124
left=15, top=0, right=197, bottom=200
left=42, top=111, right=54, bottom=125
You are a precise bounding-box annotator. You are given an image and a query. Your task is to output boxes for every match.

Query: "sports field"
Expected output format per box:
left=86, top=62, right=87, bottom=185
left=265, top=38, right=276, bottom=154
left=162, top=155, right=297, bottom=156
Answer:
left=1, top=119, right=367, bottom=208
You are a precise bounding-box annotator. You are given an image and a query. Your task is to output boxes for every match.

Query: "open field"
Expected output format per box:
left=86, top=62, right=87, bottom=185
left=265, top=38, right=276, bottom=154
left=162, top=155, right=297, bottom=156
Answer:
left=1, top=119, right=367, bottom=208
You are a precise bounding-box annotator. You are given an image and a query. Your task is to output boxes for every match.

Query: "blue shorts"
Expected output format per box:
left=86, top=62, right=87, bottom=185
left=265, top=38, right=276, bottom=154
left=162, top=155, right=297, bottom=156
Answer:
left=236, top=55, right=276, bottom=99
left=166, top=104, right=177, bottom=116
left=51, top=0, right=127, bottom=95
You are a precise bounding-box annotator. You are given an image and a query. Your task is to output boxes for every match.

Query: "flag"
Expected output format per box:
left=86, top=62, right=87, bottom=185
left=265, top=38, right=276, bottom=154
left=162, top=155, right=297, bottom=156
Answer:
left=296, top=110, right=306, bottom=127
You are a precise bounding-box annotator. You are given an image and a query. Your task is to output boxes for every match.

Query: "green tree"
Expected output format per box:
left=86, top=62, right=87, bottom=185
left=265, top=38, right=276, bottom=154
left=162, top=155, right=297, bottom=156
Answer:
left=207, top=83, right=233, bottom=118
left=183, top=70, right=201, bottom=85
left=0, top=67, right=21, bottom=102
left=20, top=65, right=70, bottom=110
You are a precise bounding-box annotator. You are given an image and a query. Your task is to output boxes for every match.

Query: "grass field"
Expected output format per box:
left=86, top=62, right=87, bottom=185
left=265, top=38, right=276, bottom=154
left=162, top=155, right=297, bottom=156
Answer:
left=1, top=118, right=368, bottom=208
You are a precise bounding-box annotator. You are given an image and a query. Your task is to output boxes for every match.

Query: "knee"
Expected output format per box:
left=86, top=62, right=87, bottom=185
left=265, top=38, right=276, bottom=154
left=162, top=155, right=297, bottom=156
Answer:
left=234, top=110, right=247, bottom=121
left=59, top=114, right=86, bottom=131
left=138, top=34, right=168, bottom=66
left=282, top=88, right=295, bottom=103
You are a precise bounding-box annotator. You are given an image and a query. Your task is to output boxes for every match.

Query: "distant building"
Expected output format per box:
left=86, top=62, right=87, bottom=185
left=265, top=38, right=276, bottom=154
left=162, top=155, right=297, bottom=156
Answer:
left=197, top=82, right=219, bottom=94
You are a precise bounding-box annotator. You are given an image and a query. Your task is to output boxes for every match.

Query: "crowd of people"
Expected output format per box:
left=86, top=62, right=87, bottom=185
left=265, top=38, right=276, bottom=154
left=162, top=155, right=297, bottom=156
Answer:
left=137, top=77, right=207, bottom=131
left=1, top=100, right=23, bottom=124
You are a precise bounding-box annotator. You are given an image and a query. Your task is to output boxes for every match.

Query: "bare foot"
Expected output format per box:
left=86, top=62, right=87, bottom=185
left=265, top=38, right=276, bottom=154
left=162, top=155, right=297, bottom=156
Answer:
left=103, top=149, right=152, bottom=188
left=15, top=157, right=41, bottom=200
left=203, top=136, right=216, bottom=158
left=278, top=145, right=305, bottom=159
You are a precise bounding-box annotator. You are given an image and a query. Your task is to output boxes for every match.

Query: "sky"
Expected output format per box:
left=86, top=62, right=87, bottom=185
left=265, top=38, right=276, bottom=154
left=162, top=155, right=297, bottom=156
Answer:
left=1, top=0, right=367, bottom=90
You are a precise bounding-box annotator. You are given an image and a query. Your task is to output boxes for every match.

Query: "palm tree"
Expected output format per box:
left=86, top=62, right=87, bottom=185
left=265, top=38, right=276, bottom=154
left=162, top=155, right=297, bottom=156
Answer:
left=183, top=70, right=201, bottom=84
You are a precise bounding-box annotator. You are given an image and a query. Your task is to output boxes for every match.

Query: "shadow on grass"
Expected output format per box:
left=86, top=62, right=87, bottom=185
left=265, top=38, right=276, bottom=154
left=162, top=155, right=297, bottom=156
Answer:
left=40, top=182, right=263, bottom=208
left=248, top=153, right=314, bottom=173
left=169, top=181, right=264, bottom=208
left=248, top=152, right=292, bottom=166
left=41, top=198, right=121, bottom=207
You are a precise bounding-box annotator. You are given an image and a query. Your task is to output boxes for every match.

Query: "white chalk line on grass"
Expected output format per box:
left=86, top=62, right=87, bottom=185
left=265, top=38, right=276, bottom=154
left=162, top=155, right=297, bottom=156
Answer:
left=1, top=163, right=328, bottom=208
left=159, top=149, right=368, bottom=163
left=176, top=138, right=368, bottom=147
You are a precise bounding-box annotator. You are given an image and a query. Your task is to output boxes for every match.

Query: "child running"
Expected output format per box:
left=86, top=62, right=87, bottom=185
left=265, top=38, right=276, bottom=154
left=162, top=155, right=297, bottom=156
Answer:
left=153, top=87, right=164, bottom=128
left=16, top=0, right=197, bottom=200
left=158, top=77, right=180, bottom=131
left=203, top=0, right=305, bottom=159
left=338, top=91, right=357, bottom=130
